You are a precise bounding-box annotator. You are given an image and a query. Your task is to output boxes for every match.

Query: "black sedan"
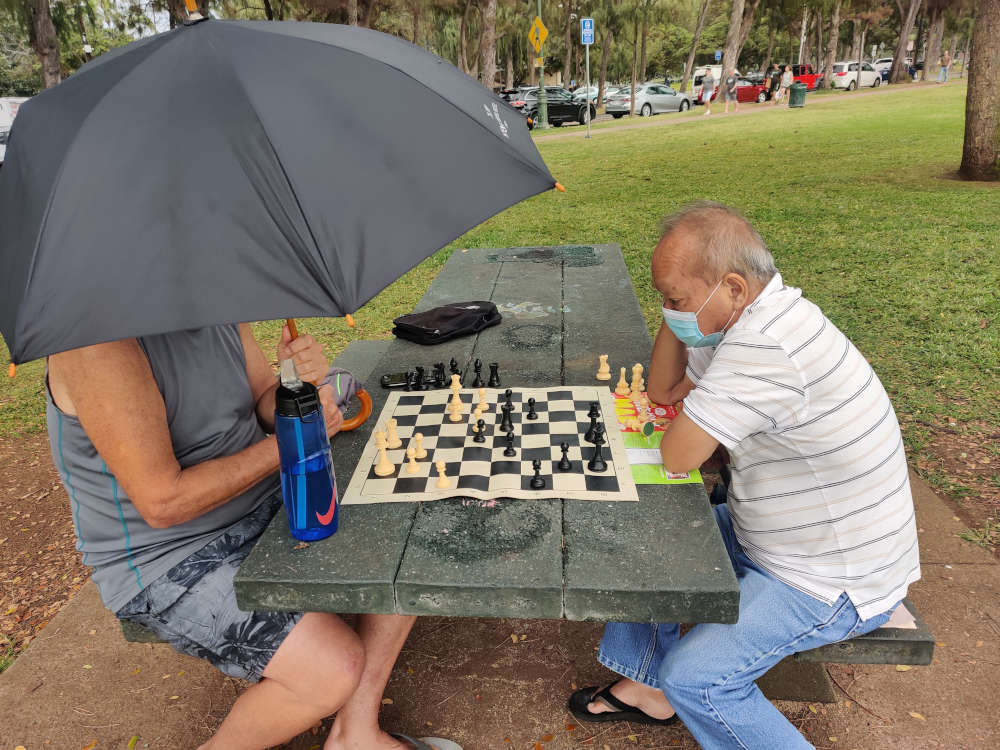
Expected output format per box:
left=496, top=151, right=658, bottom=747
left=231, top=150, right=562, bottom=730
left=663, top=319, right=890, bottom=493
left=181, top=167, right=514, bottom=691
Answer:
left=516, top=86, right=596, bottom=128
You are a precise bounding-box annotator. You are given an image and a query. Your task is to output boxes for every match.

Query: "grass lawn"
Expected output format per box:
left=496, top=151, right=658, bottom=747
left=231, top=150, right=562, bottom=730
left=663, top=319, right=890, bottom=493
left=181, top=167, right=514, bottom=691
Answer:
left=1, top=81, right=997, bottom=523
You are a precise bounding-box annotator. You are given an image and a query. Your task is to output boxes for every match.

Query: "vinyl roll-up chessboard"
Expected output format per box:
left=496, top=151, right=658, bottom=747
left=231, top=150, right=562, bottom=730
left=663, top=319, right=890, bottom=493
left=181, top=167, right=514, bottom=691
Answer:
left=341, top=386, right=639, bottom=504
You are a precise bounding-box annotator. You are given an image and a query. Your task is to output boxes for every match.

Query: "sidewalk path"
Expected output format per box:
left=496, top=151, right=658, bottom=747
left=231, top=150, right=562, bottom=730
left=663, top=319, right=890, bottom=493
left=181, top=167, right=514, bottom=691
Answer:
left=3, top=471, right=997, bottom=749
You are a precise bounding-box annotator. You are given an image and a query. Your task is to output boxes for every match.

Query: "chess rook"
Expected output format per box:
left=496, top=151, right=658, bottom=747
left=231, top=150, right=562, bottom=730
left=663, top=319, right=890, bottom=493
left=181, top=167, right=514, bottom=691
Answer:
left=488, top=362, right=501, bottom=388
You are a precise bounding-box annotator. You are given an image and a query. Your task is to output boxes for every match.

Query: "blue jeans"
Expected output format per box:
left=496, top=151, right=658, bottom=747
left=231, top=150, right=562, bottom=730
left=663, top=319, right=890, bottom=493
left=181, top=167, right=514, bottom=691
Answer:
left=938, top=66, right=949, bottom=83
left=598, top=504, right=897, bottom=750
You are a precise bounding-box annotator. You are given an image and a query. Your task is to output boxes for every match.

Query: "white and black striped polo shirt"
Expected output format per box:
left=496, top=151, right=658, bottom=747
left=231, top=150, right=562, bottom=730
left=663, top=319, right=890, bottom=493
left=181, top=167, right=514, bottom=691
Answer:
left=684, top=273, right=920, bottom=620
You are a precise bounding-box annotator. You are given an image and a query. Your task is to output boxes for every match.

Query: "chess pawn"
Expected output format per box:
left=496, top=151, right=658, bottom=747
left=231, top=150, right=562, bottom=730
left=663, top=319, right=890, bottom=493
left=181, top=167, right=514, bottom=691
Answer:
left=385, top=419, right=402, bottom=449
left=413, top=432, right=427, bottom=459
left=373, top=432, right=395, bottom=477
left=614, top=367, right=630, bottom=396
left=405, top=446, right=420, bottom=474
left=596, top=354, right=612, bottom=381
left=435, top=460, right=451, bottom=489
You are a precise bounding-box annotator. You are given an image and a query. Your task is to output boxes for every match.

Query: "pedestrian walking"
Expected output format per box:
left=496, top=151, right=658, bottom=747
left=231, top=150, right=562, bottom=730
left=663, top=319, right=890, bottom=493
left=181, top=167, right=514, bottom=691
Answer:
left=779, top=65, right=793, bottom=106
left=938, top=50, right=952, bottom=83
left=767, top=64, right=781, bottom=104
left=724, top=68, right=739, bottom=113
left=701, top=69, right=715, bottom=116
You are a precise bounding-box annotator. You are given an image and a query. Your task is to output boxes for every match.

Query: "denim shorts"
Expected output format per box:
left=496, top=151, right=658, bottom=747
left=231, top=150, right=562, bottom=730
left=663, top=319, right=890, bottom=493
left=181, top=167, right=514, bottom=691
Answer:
left=116, top=495, right=304, bottom=682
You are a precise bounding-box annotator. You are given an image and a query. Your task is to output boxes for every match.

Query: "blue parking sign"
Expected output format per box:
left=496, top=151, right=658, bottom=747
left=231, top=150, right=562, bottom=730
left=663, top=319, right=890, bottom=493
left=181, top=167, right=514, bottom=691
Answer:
left=581, top=18, right=594, bottom=45
left=715, top=49, right=722, bottom=61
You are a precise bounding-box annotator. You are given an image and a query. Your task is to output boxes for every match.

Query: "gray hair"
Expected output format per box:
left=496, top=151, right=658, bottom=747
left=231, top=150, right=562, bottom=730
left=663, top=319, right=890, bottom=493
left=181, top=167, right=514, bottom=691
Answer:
left=659, top=201, right=777, bottom=284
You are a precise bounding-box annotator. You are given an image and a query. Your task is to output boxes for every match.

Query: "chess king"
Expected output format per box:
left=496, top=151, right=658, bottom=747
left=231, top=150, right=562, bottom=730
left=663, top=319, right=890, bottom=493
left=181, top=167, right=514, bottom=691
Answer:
left=568, top=202, right=920, bottom=749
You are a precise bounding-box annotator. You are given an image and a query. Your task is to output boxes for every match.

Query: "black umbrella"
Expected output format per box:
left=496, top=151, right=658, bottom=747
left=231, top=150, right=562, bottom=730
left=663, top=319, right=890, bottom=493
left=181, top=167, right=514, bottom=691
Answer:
left=0, top=18, right=559, bottom=365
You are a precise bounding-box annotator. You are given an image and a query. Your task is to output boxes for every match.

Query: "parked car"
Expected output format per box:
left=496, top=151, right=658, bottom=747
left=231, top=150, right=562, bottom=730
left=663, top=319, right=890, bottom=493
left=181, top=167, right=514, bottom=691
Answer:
left=605, top=83, right=691, bottom=117
left=0, top=97, right=28, bottom=166
left=770, top=63, right=823, bottom=90
left=516, top=86, right=596, bottom=128
left=693, top=65, right=737, bottom=101
left=831, top=61, right=882, bottom=89
left=572, top=85, right=599, bottom=103
left=874, top=57, right=894, bottom=73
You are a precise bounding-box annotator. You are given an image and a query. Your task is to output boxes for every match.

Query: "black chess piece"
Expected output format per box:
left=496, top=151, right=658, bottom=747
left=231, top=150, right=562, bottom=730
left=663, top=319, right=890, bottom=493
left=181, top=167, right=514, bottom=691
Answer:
left=471, top=359, right=485, bottom=388
left=499, top=404, right=514, bottom=433
left=526, top=397, right=538, bottom=420
left=504, top=388, right=513, bottom=409
left=503, top=430, right=516, bottom=457
left=414, top=366, right=429, bottom=391
left=585, top=416, right=599, bottom=443
left=449, top=357, right=460, bottom=374
left=473, top=418, right=487, bottom=443
left=403, top=370, right=416, bottom=391
left=530, top=459, right=546, bottom=489
left=488, top=362, right=501, bottom=388
left=433, top=362, right=446, bottom=388
left=557, top=442, right=572, bottom=471
left=587, top=444, right=607, bottom=472
left=594, top=423, right=606, bottom=444
left=587, top=401, right=600, bottom=420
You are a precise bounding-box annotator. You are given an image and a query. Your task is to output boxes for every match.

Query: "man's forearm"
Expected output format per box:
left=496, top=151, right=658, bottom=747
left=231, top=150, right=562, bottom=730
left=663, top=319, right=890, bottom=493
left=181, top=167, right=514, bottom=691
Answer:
left=647, top=322, right=689, bottom=404
left=255, top=379, right=280, bottom=433
left=151, top=436, right=281, bottom=528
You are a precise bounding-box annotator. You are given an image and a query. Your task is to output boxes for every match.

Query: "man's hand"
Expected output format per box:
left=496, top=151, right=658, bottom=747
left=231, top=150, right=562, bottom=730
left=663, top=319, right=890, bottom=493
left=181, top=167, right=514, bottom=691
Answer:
left=279, top=324, right=329, bottom=385
left=318, top=385, right=344, bottom=438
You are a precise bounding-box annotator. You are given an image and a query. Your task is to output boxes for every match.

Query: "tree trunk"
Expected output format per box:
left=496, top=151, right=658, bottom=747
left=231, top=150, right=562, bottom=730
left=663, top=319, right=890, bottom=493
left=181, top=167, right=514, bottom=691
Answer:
left=563, top=1, right=574, bottom=87
left=459, top=0, right=473, bottom=73
left=166, top=0, right=187, bottom=28
left=630, top=15, right=638, bottom=115
left=411, top=0, right=421, bottom=46
left=680, top=0, right=711, bottom=94
left=736, top=0, right=761, bottom=54
left=480, top=0, right=497, bottom=87
left=506, top=52, right=514, bottom=89
left=597, top=29, right=612, bottom=108
left=798, top=7, right=809, bottom=64
left=814, top=9, right=823, bottom=70
left=348, top=0, right=358, bottom=25
left=762, top=22, right=775, bottom=75
left=850, top=18, right=861, bottom=63
left=960, top=0, right=999, bottom=179
left=890, top=0, right=923, bottom=83
left=640, top=14, right=648, bottom=82
left=922, top=6, right=944, bottom=82
left=28, top=0, right=60, bottom=88
left=720, top=0, right=747, bottom=79
left=362, top=0, right=379, bottom=29
left=262, top=0, right=275, bottom=20
left=823, top=0, right=841, bottom=89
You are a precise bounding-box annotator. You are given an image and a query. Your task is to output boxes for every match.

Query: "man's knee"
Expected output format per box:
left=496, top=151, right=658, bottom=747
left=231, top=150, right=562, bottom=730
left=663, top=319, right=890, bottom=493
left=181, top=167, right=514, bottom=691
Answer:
left=266, top=613, right=365, bottom=714
left=658, top=645, right=704, bottom=701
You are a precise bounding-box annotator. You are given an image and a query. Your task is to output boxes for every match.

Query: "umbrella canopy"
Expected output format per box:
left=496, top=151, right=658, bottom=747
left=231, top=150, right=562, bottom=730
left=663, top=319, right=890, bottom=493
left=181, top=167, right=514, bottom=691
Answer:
left=0, top=19, right=556, bottom=365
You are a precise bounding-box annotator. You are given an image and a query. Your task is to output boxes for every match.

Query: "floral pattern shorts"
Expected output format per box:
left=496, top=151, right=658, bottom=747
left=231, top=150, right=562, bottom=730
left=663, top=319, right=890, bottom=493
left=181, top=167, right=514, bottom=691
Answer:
left=116, top=495, right=304, bottom=681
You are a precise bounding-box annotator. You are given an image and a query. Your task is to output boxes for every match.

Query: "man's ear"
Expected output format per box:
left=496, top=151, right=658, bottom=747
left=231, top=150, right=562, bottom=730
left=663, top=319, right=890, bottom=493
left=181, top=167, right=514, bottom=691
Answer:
left=724, top=273, right=750, bottom=307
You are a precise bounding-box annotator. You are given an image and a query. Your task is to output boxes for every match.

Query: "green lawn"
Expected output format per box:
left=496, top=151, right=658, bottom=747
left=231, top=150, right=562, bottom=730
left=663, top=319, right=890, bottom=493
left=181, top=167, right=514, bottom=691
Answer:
left=2, top=82, right=997, bottom=507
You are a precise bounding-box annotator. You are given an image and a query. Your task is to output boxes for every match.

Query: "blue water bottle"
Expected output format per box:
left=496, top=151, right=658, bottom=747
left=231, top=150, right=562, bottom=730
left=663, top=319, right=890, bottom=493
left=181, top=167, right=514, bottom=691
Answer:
left=274, top=379, right=338, bottom=541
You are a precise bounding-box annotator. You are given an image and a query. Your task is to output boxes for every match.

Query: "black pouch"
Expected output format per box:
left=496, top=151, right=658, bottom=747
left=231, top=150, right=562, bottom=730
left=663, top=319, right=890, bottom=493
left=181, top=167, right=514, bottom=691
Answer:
left=392, top=301, right=502, bottom=345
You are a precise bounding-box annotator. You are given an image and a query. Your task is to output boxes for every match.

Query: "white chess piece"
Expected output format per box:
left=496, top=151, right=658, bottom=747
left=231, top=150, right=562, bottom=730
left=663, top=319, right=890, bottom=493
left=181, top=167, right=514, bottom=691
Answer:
left=448, top=398, right=463, bottom=423
left=435, top=460, right=451, bottom=489
left=478, top=388, right=488, bottom=411
left=615, top=367, right=630, bottom=397
left=373, top=432, right=395, bottom=477
left=413, top=432, right=427, bottom=459
left=385, top=419, right=402, bottom=449
left=596, top=354, right=612, bottom=381
left=405, top=446, right=420, bottom=474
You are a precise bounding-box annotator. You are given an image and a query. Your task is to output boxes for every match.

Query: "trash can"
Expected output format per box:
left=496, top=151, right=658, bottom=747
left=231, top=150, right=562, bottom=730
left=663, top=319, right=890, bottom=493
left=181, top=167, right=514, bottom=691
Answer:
left=788, top=82, right=807, bottom=108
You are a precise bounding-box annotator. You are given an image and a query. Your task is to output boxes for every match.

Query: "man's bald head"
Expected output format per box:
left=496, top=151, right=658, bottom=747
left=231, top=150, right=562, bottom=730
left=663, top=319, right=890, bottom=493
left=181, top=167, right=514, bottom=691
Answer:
left=653, top=202, right=776, bottom=287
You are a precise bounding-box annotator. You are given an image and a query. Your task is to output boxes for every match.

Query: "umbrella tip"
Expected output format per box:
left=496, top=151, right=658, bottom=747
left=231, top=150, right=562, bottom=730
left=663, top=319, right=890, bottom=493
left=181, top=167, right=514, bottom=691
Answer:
left=346, top=314, right=356, bottom=328
left=7, top=363, right=15, bottom=378
left=554, top=181, right=566, bottom=193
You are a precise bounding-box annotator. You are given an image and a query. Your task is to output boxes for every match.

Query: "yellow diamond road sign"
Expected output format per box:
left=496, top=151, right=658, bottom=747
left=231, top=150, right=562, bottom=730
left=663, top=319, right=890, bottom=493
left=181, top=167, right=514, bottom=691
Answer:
left=529, top=16, right=548, bottom=53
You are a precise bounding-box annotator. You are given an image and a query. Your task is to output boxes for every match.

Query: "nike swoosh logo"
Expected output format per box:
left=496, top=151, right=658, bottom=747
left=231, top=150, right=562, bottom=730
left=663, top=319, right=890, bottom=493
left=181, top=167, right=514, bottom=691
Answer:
left=315, top=491, right=337, bottom=525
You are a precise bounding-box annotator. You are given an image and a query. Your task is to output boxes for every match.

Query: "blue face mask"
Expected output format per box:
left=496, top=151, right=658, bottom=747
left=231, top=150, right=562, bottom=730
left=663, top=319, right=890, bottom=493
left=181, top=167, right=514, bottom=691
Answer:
left=661, top=278, right=735, bottom=348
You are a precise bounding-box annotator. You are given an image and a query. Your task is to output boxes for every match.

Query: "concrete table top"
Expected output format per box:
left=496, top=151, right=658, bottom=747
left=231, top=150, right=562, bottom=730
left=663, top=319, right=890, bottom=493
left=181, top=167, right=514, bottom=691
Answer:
left=235, top=245, right=740, bottom=623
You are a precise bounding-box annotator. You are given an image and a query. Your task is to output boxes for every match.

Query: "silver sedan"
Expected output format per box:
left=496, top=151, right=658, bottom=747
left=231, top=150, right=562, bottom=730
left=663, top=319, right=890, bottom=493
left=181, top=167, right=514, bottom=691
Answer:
left=605, top=84, right=691, bottom=118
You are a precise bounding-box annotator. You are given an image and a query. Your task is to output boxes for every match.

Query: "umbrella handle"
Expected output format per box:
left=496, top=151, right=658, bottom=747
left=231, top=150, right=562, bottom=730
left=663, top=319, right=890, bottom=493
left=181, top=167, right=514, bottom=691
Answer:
left=340, top=388, right=373, bottom=432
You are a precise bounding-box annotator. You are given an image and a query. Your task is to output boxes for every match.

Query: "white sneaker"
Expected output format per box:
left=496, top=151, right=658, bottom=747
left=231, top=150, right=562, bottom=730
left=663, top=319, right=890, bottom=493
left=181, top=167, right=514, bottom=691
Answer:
left=703, top=110, right=710, bottom=116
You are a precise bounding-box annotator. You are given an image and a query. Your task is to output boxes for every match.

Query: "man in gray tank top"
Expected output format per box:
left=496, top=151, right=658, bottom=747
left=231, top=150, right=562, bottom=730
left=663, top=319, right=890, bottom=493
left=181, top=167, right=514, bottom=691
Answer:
left=47, top=325, right=461, bottom=750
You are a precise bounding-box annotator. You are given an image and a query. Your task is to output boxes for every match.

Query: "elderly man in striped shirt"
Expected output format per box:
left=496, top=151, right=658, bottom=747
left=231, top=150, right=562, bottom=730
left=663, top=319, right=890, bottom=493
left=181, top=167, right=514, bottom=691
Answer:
left=569, top=202, right=920, bottom=749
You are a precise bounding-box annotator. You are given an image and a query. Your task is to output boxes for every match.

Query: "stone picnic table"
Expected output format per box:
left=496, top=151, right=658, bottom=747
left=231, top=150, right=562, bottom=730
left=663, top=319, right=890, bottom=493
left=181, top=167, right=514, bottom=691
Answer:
left=234, top=244, right=740, bottom=624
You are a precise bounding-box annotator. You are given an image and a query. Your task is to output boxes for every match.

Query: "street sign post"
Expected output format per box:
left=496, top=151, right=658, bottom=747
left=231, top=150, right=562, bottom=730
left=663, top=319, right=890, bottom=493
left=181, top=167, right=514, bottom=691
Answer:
left=530, top=12, right=549, bottom=128
left=715, top=49, right=722, bottom=62
left=581, top=18, right=594, bottom=139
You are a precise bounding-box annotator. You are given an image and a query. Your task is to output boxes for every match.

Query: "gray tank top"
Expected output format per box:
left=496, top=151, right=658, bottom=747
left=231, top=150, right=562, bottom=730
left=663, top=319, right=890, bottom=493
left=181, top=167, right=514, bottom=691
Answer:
left=45, top=324, right=280, bottom=613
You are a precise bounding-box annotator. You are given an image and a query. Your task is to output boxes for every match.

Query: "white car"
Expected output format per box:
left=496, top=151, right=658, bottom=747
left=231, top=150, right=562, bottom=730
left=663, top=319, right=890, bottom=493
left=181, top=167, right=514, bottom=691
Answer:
left=831, top=61, right=882, bottom=89
left=874, top=57, right=894, bottom=73
left=572, top=85, right=598, bottom=103
left=0, top=97, right=29, bottom=166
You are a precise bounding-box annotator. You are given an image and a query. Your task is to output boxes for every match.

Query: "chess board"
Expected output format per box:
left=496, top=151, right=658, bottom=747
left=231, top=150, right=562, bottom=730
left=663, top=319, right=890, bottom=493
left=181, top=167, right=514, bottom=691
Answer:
left=341, top=386, right=639, bottom=505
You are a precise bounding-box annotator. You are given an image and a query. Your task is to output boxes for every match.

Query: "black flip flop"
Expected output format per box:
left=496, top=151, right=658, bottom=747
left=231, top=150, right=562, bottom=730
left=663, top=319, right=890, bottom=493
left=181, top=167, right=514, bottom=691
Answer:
left=568, top=684, right=680, bottom=727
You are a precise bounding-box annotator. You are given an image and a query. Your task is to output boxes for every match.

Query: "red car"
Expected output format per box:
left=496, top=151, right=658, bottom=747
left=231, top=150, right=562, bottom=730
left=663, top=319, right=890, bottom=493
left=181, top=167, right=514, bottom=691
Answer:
left=702, top=77, right=770, bottom=104
left=775, top=63, right=823, bottom=90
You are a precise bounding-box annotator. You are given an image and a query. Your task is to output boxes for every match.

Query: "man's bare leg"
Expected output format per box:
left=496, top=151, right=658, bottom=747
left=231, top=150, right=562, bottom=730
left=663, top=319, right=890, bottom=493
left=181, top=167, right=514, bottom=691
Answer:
left=199, top=613, right=365, bottom=750
left=325, top=613, right=419, bottom=750
left=586, top=677, right=676, bottom=720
